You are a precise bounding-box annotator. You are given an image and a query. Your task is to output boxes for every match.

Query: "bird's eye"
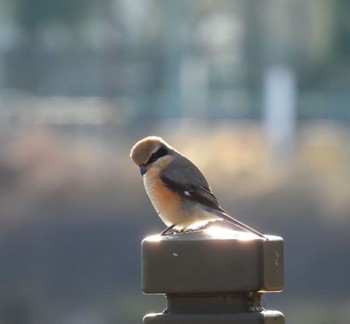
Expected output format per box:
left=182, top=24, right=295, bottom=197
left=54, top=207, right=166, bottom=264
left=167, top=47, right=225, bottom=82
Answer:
left=147, top=147, right=168, bottom=164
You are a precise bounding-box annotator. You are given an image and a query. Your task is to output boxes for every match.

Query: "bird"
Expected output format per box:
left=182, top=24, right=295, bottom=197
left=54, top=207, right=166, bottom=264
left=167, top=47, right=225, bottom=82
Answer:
left=130, top=136, right=265, bottom=238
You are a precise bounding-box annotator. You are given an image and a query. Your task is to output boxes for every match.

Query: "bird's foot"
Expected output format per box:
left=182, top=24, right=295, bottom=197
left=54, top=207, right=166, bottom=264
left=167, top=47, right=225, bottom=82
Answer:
left=160, top=224, right=177, bottom=236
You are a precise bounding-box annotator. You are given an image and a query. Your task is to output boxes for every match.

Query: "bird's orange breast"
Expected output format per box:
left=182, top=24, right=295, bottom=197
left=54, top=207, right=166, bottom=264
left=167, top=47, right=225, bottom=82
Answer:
left=143, top=170, right=183, bottom=227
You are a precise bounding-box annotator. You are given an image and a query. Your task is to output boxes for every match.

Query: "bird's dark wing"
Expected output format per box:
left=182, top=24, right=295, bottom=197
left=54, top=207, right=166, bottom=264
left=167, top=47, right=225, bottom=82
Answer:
left=160, top=153, right=224, bottom=212
left=160, top=175, right=224, bottom=211
left=161, top=152, right=266, bottom=238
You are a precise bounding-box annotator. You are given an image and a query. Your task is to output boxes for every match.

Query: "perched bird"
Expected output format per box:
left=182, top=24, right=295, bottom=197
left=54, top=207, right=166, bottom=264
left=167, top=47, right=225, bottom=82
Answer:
left=130, top=136, right=265, bottom=238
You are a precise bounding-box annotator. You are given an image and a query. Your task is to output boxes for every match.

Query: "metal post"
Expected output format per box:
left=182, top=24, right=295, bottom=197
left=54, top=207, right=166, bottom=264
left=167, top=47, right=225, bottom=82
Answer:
left=142, top=228, right=284, bottom=323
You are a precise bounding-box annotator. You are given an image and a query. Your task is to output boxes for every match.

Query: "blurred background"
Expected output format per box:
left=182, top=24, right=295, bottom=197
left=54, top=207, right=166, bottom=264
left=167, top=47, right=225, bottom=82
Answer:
left=0, top=0, right=349, bottom=323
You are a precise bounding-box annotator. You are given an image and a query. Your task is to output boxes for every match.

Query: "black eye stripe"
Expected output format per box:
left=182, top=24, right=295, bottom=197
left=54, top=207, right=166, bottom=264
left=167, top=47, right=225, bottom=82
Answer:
left=147, top=147, right=168, bottom=164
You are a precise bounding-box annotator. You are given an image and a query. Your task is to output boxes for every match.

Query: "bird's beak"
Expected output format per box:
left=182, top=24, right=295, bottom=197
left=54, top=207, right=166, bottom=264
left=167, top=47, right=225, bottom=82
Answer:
left=140, top=164, right=147, bottom=176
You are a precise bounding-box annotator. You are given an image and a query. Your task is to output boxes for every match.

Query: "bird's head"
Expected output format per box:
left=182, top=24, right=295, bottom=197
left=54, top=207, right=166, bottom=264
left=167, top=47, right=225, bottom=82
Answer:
left=130, top=136, right=173, bottom=176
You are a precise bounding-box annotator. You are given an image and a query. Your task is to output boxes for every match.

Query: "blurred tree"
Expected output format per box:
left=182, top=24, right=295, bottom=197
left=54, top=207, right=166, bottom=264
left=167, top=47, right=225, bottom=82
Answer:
left=5, top=0, right=110, bottom=94
left=14, top=0, right=93, bottom=35
left=334, top=0, right=350, bottom=61
left=1, top=0, right=350, bottom=119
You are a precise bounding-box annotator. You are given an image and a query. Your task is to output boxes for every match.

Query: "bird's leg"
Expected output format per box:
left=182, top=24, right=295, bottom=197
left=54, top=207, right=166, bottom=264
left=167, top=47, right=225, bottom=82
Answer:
left=160, top=224, right=176, bottom=236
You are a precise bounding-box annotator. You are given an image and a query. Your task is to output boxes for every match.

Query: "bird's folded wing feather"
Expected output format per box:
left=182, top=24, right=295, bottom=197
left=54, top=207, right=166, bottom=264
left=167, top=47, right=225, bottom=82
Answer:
left=161, top=153, right=266, bottom=238
left=160, top=155, right=224, bottom=211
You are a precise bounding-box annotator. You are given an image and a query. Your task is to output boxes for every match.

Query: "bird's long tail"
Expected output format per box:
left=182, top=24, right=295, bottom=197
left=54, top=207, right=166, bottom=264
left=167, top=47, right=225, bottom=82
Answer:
left=218, top=211, right=266, bottom=239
